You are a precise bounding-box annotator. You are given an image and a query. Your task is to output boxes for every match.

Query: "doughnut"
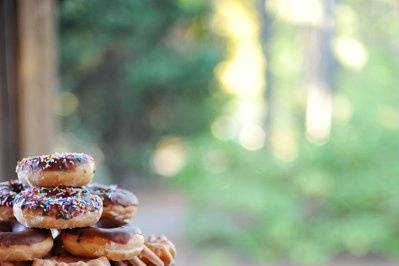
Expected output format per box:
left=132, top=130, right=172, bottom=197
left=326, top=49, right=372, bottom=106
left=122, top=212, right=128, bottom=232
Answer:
left=0, top=262, right=30, bottom=266
left=116, top=235, right=176, bottom=266
left=129, top=246, right=164, bottom=266
left=16, top=153, right=95, bottom=187
left=13, top=187, right=103, bottom=229
left=61, top=224, right=144, bottom=261
left=87, top=184, right=138, bottom=226
left=0, top=180, right=24, bottom=222
left=33, top=256, right=110, bottom=266
left=139, top=235, right=176, bottom=266
left=113, top=257, right=148, bottom=266
left=0, top=222, right=53, bottom=261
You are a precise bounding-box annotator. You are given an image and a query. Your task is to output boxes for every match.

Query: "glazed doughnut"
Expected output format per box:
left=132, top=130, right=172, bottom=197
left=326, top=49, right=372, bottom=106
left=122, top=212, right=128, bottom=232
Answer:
left=0, top=180, right=24, bottom=222
left=61, top=224, right=144, bottom=261
left=13, top=187, right=103, bottom=229
left=88, top=184, right=138, bottom=226
left=16, top=153, right=95, bottom=187
left=114, top=258, right=146, bottom=266
left=0, top=222, right=53, bottom=261
left=33, top=256, right=110, bottom=266
left=129, top=246, right=164, bottom=266
left=116, top=235, right=176, bottom=266
left=139, top=235, right=176, bottom=266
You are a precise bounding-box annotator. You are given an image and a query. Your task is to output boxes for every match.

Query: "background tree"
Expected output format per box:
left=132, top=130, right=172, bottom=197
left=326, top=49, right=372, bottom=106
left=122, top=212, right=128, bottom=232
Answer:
left=59, top=0, right=223, bottom=179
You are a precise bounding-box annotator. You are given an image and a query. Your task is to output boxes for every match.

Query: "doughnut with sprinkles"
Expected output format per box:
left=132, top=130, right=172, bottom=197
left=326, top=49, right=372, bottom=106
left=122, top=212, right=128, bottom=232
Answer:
left=16, top=153, right=95, bottom=187
left=13, top=187, right=103, bottom=229
left=0, top=180, right=24, bottom=222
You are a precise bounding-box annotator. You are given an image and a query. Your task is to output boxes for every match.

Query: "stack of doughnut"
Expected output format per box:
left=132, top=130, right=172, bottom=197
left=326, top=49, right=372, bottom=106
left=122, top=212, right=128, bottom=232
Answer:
left=0, top=152, right=176, bottom=266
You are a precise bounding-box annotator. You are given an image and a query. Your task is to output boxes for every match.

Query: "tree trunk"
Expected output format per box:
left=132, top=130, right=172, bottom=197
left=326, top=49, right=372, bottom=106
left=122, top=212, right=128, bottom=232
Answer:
left=259, top=0, right=274, bottom=145
left=305, top=0, right=336, bottom=143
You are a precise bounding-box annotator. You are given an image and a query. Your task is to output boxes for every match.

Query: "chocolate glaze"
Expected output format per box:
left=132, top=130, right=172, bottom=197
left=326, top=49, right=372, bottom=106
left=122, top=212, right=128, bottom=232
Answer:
left=0, top=222, right=51, bottom=246
left=88, top=184, right=138, bottom=207
left=16, top=153, right=93, bottom=172
left=109, top=189, right=138, bottom=207
left=63, top=224, right=142, bottom=245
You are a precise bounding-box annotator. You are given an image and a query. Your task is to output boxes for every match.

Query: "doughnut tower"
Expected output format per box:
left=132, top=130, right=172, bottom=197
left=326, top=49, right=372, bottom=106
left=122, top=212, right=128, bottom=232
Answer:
left=0, top=152, right=176, bottom=266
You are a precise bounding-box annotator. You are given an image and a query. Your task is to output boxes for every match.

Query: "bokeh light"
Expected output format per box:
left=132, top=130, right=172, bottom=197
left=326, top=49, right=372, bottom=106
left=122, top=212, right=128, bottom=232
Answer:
left=238, top=123, right=266, bottom=151
left=306, top=83, right=332, bottom=144
left=213, top=0, right=266, bottom=150
left=268, top=0, right=323, bottom=26
left=152, top=137, right=187, bottom=177
left=333, top=36, right=368, bottom=70
left=56, top=91, right=79, bottom=116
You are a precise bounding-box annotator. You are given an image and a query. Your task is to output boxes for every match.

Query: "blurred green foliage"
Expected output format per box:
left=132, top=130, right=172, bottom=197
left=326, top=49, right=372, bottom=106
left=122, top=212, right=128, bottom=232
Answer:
left=176, top=127, right=399, bottom=264
left=60, top=0, right=399, bottom=264
left=59, top=0, right=222, bottom=177
left=173, top=1, right=399, bottom=265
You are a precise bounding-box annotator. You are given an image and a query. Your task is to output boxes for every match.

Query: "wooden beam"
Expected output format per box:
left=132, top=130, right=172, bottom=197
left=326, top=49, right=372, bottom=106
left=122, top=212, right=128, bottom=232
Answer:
left=0, top=0, right=20, bottom=179
left=18, top=0, right=58, bottom=157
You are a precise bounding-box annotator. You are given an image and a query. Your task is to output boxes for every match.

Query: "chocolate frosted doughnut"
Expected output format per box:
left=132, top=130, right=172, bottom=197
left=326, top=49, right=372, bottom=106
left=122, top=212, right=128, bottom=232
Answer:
left=88, top=184, right=138, bottom=226
left=16, top=153, right=95, bottom=187
left=0, top=262, right=30, bottom=266
left=61, top=224, right=144, bottom=261
left=0, top=180, right=24, bottom=222
left=13, top=187, right=103, bottom=229
left=0, top=222, right=53, bottom=261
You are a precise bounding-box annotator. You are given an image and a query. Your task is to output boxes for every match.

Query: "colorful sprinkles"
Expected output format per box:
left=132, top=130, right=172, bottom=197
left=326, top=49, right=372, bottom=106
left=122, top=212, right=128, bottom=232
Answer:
left=0, top=180, right=24, bottom=207
left=14, top=187, right=102, bottom=219
left=16, top=152, right=93, bottom=172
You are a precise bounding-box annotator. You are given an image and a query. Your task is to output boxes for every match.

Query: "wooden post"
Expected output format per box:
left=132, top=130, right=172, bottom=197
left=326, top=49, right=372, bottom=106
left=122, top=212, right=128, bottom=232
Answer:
left=18, top=0, right=58, bottom=156
left=0, top=0, right=57, bottom=178
left=0, top=0, right=20, bottom=178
